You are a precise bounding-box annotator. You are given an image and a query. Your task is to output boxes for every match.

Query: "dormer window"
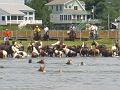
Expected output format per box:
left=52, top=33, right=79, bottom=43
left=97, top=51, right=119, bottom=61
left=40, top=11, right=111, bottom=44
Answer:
left=74, top=6, right=78, bottom=10
left=60, top=5, right=62, bottom=11
left=65, top=5, right=67, bottom=8
left=69, top=6, right=71, bottom=8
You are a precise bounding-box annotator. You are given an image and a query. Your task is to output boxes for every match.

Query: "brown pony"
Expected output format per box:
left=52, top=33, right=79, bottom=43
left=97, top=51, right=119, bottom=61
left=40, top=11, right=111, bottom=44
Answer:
left=33, top=32, right=41, bottom=41
left=89, top=48, right=100, bottom=56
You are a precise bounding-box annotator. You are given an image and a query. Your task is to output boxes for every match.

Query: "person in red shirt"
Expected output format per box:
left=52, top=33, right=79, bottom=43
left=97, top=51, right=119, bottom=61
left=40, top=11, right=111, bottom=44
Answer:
left=4, top=29, right=11, bottom=42
left=5, top=29, right=11, bottom=37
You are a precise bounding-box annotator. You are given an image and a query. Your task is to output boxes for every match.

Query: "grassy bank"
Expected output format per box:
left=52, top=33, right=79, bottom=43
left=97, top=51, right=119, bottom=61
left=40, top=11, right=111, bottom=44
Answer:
left=0, top=38, right=115, bottom=51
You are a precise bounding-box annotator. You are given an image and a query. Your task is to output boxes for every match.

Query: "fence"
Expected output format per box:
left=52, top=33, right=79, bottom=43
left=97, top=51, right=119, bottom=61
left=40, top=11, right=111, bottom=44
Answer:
left=0, top=30, right=118, bottom=40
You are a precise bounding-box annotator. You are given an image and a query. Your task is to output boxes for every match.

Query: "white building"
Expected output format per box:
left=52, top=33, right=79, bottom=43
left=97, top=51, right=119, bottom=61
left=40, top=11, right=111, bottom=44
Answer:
left=46, top=0, right=90, bottom=29
left=0, top=0, right=42, bottom=25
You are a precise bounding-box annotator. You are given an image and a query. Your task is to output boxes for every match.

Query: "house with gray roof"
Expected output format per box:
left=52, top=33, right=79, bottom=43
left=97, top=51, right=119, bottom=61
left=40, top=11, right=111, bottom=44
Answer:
left=46, top=0, right=90, bottom=29
left=0, top=0, right=42, bottom=25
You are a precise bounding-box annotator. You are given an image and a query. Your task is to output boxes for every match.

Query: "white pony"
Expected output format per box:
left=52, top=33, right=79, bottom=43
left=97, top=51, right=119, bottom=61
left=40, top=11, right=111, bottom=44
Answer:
left=3, top=50, right=7, bottom=58
left=0, top=50, right=7, bottom=58
left=54, top=49, right=64, bottom=58
left=111, top=45, right=118, bottom=56
left=31, top=42, right=39, bottom=57
left=51, top=41, right=65, bottom=46
left=12, top=45, right=27, bottom=58
left=32, top=46, right=39, bottom=55
left=51, top=41, right=61, bottom=46
left=63, top=46, right=70, bottom=55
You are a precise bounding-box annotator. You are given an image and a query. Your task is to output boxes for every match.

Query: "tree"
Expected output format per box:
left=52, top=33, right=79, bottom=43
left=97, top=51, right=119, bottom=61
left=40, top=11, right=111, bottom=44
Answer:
left=84, top=0, right=120, bottom=26
left=26, top=0, right=51, bottom=25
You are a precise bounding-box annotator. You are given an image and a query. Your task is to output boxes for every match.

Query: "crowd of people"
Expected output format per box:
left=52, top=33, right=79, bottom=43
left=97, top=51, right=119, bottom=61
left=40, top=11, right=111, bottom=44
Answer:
left=2, top=24, right=99, bottom=43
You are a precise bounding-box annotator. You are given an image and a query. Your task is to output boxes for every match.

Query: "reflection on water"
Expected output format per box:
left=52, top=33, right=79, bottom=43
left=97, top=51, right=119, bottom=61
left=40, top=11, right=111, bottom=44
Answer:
left=0, top=57, right=120, bottom=90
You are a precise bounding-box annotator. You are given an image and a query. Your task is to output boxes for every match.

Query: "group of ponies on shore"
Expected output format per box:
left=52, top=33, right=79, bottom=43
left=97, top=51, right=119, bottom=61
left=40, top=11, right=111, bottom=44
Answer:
left=0, top=40, right=120, bottom=59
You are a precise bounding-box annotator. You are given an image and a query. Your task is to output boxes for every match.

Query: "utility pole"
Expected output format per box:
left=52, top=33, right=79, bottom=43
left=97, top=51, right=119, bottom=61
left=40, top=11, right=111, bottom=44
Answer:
left=118, top=22, right=120, bottom=46
left=107, top=2, right=111, bottom=38
left=92, top=6, right=95, bottom=19
left=107, top=14, right=110, bottom=38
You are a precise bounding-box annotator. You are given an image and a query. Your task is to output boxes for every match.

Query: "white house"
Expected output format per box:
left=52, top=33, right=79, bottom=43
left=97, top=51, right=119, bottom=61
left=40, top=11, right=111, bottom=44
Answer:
left=46, top=0, right=90, bottom=28
left=0, top=0, right=42, bottom=25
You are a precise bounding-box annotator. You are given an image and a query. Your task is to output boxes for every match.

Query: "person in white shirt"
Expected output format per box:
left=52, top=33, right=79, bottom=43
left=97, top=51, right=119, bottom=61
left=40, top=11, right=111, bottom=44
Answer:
left=44, top=26, right=49, bottom=33
left=43, top=26, right=49, bottom=40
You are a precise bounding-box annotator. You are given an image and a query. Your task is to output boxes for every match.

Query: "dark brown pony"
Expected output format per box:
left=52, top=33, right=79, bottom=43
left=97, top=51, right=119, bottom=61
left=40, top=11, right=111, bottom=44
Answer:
left=101, top=49, right=112, bottom=57
left=43, top=33, right=49, bottom=41
left=0, top=50, right=3, bottom=58
left=68, top=30, right=76, bottom=41
left=80, top=47, right=89, bottom=57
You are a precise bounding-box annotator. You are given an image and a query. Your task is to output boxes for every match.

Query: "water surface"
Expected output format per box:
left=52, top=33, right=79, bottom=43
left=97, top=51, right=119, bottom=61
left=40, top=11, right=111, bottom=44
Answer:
left=0, top=57, right=120, bottom=90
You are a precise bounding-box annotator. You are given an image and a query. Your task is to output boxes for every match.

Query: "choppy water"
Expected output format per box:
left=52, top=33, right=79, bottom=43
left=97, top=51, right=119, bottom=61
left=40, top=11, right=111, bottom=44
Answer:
left=0, top=57, right=120, bottom=90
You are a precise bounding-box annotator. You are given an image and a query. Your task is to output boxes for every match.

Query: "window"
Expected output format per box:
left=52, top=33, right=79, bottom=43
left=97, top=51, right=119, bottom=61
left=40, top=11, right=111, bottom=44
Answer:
left=25, top=17, right=27, bottom=20
left=77, top=15, right=81, bottom=20
left=64, top=15, right=67, bottom=20
left=29, top=12, right=33, bottom=15
left=29, top=17, right=33, bottom=20
left=18, top=16, right=23, bottom=20
left=11, top=16, right=17, bottom=20
left=60, top=15, right=63, bottom=20
left=51, top=6, right=53, bottom=10
left=56, top=5, right=58, bottom=11
left=74, top=6, right=78, bottom=10
left=73, top=15, right=76, bottom=19
left=83, top=15, right=85, bottom=20
left=69, top=6, right=71, bottom=8
left=24, top=12, right=27, bottom=15
left=7, top=16, right=10, bottom=20
left=68, top=15, right=71, bottom=20
left=60, top=5, right=62, bottom=11
left=65, top=5, right=67, bottom=8
left=2, top=16, right=5, bottom=21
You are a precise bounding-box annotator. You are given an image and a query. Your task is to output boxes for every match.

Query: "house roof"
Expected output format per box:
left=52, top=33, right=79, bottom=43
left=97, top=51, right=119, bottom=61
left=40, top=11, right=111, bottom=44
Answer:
left=0, top=4, right=35, bottom=15
left=63, top=9, right=89, bottom=15
left=46, top=0, right=73, bottom=5
left=46, top=0, right=85, bottom=10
